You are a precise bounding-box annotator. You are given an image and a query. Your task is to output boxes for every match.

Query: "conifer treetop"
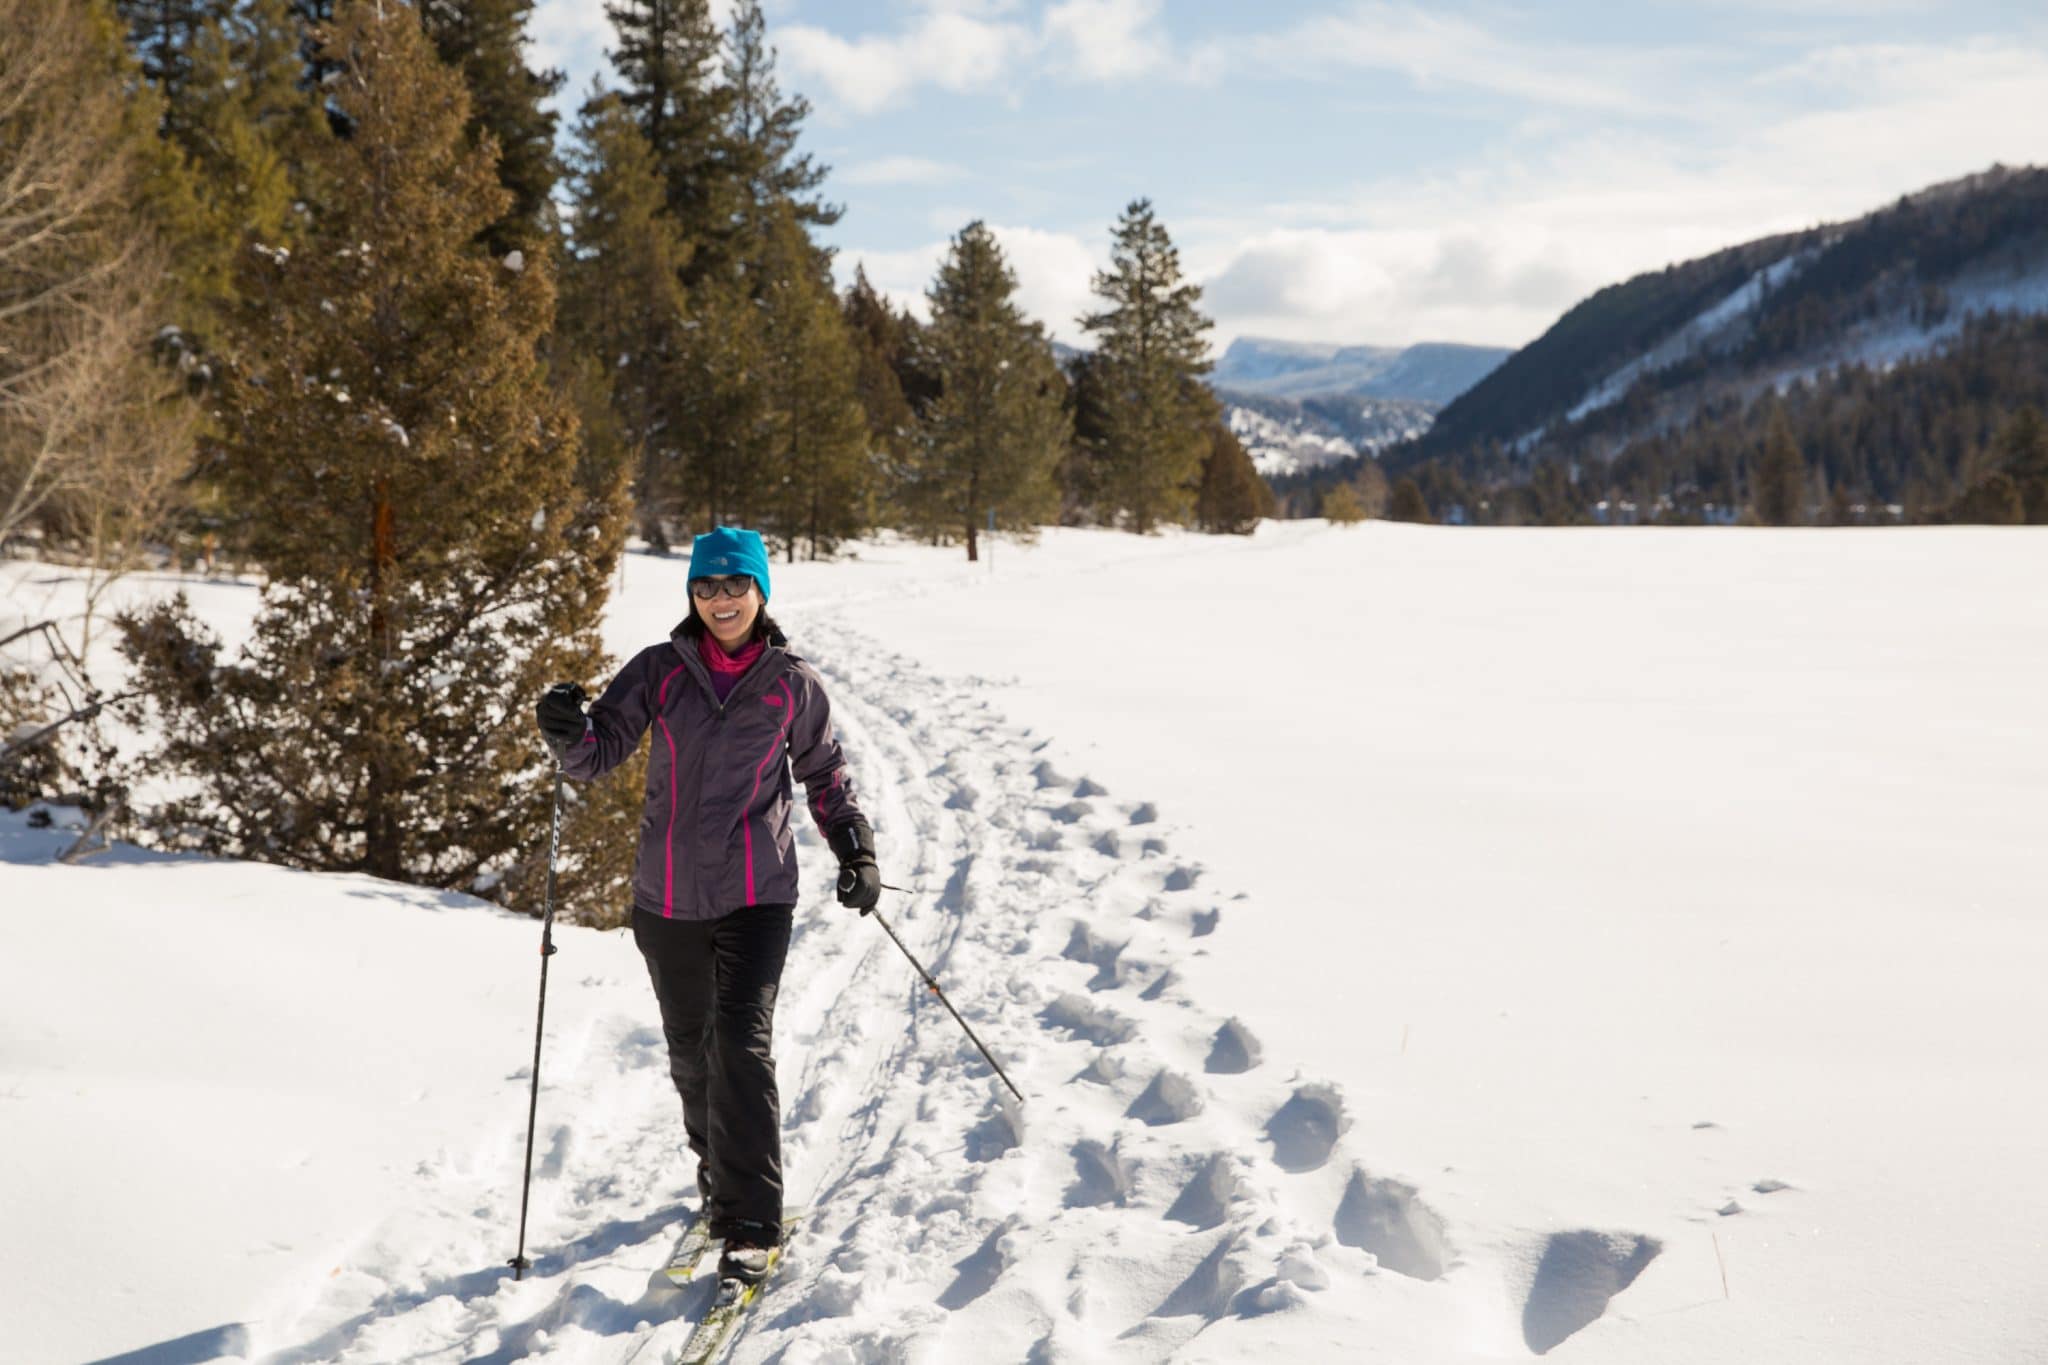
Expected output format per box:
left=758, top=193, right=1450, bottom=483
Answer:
left=1081, top=197, right=1213, bottom=376
left=723, top=0, right=838, bottom=231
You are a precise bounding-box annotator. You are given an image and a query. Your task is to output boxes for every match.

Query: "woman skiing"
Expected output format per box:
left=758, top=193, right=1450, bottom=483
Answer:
left=535, top=525, right=879, bottom=1285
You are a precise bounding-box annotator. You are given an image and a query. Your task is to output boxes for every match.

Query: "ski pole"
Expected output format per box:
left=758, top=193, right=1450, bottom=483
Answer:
left=874, top=884, right=1025, bottom=1105
left=510, top=766, right=566, bottom=1280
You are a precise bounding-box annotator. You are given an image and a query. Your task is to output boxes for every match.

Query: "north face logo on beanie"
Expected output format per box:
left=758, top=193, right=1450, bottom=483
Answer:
left=687, top=527, right=771, bottom=601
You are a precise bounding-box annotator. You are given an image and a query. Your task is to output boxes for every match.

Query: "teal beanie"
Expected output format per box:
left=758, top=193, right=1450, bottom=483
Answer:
left=688, top=526, right=771, bottom=601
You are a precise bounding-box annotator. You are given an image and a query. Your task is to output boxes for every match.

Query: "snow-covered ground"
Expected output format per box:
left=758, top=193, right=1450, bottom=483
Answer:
left=4, top=523, right=2045, bottom=1364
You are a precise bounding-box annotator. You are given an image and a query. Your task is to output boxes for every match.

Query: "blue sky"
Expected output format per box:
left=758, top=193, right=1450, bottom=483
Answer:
left=528, top=1, right=2048, bottom=351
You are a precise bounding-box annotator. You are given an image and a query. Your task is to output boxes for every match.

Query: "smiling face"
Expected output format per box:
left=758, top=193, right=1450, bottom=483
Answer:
left=691, top=575, right=762, bottom=651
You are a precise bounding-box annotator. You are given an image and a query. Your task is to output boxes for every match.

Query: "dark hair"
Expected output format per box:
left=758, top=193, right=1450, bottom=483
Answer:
left=677, top=603, right=786, bottom=648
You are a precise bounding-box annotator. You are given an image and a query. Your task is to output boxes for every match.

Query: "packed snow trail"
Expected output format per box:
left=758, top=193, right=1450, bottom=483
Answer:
left=243, top=609, right=1658, bottom=1363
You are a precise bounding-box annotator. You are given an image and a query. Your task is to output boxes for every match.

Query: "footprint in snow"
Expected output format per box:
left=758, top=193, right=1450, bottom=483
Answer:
left=937, top=1224, right=1011, bottom=1310
left=1518, top=1229, right=1662, bottom=1355
left=1265, top=1082, right=1348, bottom=1173
left=1062, top=923, right=1126, bottom=992
left=1042, top=993, right=1139, bottom=1046
left=1152, top=1231, right=1251, bottom=1319
left=1067, top=1139, right=1135, bottom=1208
left=1333, top=1169, right=1448, bottom=1280
left=964, top=1107, right=1021, bottom=1162
left=1165, top=1153, right=1244, bottom=1230
left=1126, top=1069, right=1204, bottom=1126
left=1205, top=1018, right=1263, bottom=1074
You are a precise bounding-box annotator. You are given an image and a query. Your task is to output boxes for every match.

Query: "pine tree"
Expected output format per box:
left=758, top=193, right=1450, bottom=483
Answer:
left=112, top=0, right=318, bottom=343
left=1080, top=199, right=1214, bottom=532
left=118, top=0, right=628, bottom=891
left=672, top=261, right=771, bottom=533
left=1059, top=348, right=1113, bottom=524
left=1991, top=404, right=2048, bottom=524
left=420, top=0, right=564, bottom=255
left=843, top=267, right=917, bottom=505
left=116, top=0, right=228, bottom=138
left=1531, top=458, right=1579, bottom=525
left=1754, top=409, right=1807, bottom=526
left=1948, top=472, right=2023, bottom=525
left=236, top=0, right=317, bottom=137
left=722, top=0, right=837, bottom=237
left=755, top=208, right=867, bottom=560
left=1388, top=476, right=1431, bottom=523
left=170, top=1, right=310, bottom=336
left=922, top=222, right=1070, bottom=561
left=1194, top=409, right=1272, bottom=534
left=559, top=86, right=692, bottom=543
left=516, top=346, right=645, bottom=925
left=1321, top=483, right=1366, bottom=525
left=704, top=1, right=856, bottom=548
left=603, top=0, right=731, bottom=264
left=288, top=1, right=347, bottom=117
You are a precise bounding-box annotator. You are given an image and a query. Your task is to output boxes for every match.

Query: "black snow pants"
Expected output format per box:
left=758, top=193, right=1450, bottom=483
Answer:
left=631, top=903, right=794, bottom=1243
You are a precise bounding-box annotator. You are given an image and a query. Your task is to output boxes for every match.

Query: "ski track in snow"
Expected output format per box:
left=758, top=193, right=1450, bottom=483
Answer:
left=255, top=617, right=1654, bottom=1363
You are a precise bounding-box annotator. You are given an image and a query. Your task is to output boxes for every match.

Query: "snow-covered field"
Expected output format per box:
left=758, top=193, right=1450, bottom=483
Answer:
left=4, top=523, right=2045, bottom=1364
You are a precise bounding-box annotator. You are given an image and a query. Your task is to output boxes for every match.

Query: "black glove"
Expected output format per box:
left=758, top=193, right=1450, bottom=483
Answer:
left=536, top=682, right=589, bottom=758
left=828, top=820, right=880, bottom=914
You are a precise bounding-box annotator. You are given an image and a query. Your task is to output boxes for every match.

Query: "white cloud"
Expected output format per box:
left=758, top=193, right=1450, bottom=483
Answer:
left=1196, top=2, right=1704, bottom=114
left=1189, top=36, right=2048, bottom=349
left=1200, top=225, right=1593, bottom=351
left=985, top=224, right=1102, bottom=341
left=780, top=11, right=1035, bottom=115
left=839, top=156, right=966, bottom=187
left=527, top=0, right=609, bottom=89
left=783, top=0, right=1207, bottom=112
left=1042, top=0, right=1170, bottom=82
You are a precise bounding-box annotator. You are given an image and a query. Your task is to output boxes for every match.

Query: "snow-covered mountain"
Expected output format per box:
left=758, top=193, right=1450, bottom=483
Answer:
left=1197, top=339, right=1507, bottom=478
left=1396, top=164, right=2048, bottom=476
left=1546, top=234, right=2048, bottom=447
left=1211, top=338, right=1511, bottom=405
left=1219, top=390, right=1435, bottom=478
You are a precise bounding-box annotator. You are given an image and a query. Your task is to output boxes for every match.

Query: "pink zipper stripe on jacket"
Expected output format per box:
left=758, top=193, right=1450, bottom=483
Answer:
left=654, top=661, right=689, bottom=916
left=742, top=677, right=796, bottom=904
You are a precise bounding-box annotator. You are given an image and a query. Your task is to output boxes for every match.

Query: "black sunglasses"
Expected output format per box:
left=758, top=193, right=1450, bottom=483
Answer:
left=690, top=575, right=756, bottom=601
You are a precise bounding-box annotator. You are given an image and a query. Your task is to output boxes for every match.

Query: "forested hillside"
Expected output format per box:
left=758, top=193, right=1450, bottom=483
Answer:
left=1294, top=165, right=2048, bottom=525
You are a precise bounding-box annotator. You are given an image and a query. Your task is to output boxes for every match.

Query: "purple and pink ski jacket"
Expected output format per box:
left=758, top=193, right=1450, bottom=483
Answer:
left=560, top=623, right=864, bottom=921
